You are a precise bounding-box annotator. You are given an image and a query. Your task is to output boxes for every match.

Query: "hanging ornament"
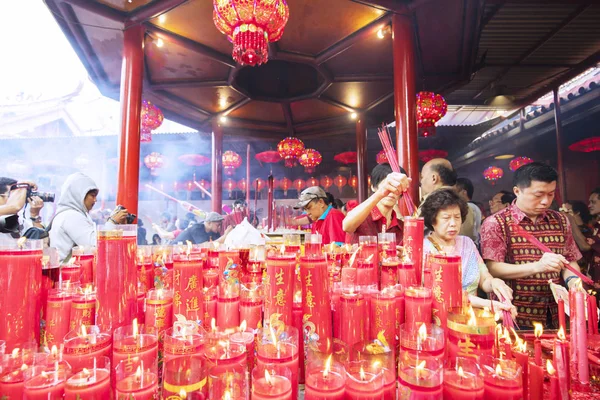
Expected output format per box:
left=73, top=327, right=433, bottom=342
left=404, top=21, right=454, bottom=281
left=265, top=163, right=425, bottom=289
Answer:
left=213, top=0, right=289, bottom=67
left=255, top=151, right=282, bottom=164
left=416, top=92, right=447, bottom=137
left=237, top=178, right=247, bottom=192
left=509, top=157, right=534, bottom=172
left=418, top=149, right=448, bottom=163
left=376, top=150, right=388, bottom=165
left=140, top=100, right=164, bottom=143
left=277, top=137, right=305, bottom=168
left=569, top=137, right=600, bottom=153
left=320, top=176, right=333, bottom=191
left=222, top=150, right=242, bottom=176
left=334, top=151, right=357, bottom=164
left=483, top=166, right=504, bottom=185
left=280, top=177, right=292, bottom=196
left=367, top=175, right=371, bottom=188
left=307, top=177, right=319, bottom=187
left=298, top=149, right=322, bottom=173
left=292, top=178, right=305, bottom=192
left=143, top=152, right=164, bottom=176
left=179, top=154, right=211, bottom=166
left=334, top=175, right=347, bottom=193
left=349, top=176, right=358, bottom=193
left=254, top=178, right=265, bottom=191
left=224, top=178, right=236, bottom=196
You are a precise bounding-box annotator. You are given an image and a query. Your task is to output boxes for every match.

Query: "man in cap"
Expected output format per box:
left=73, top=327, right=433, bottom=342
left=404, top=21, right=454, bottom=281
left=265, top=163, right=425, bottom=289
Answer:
left=176, top=211, right=233, bottom=245
left=295, top=186, right=345, bottom=245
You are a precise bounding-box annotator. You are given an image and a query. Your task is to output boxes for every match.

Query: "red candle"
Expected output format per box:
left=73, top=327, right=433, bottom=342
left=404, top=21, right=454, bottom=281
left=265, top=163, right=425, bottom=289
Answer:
left=136, top=290, right=145, bottom=324
left=218, top=250, right=240, bottom=281
left=553, top=328, right=570, bottom=400
left=397, top=261, right=417, bottom=289
left=264, top=253, right=296, bottom=327
left=64, top=357, right=111, bottom=400
left=112, top=321, right=158, bottom=385
left=44, top=289, right=73, bottom=349
left=230, top=324, right=256, bottom=375
left=60, top=263, right=81, bottom=285
left=345, top=360, right=385, bottom=400
left=447, top=307, right=496, bottom=361
left=380, top=257, right=398, bottom=290
left=72, top=246, right=96, bottom=286
left=428, top=254, right=462, bottom=328
left=482, top=358, right=523, bottom=400
left=404, top=287, right=432, bottom=326
left=529, top=361, right=543, bottom=400
left=533, top=322, right=543, bottom=366
left=144, top=289, right=174, bottom=335
left=587, top=292, right=598, bottom=335
left=399, top=323, right=445, bottom=358
left=161, top=355, right=207, bottom=398
left=304, top=357, right=345, bottom=400
left=115, top=366, right=158, bottom=400
left=137, top=246, right=154, bottom=294
left=300, top=255, right=333, bottom=353
left=378, top=232, right=397, bottom=260
left=162, top=325, right=205, bottom=363
left=305, top=234, right=323, bottom=257
left=571, top=284, right=589, bottom=383
left=370, top=290, right=397, bottom=352
left=70, top=289, right=96, bottom=331
left=558, top=297, right=566, bottom=334
left=443, top=359, right=484, bottom=400
left=352, top=341, right=396, bottom=400
left=402, top=217, right=424, bottom=285
left=251, top=366, right=292, bottom=400
left=96, top=226, right=138, bottom=333
left=0, top=364, right=29, bottom=398
left=547, top=360, right=560, bottom=400
left=62, top=325, right=112, bottom=374
left=173, top=248, right=205, bottom=324
left=240, top=283, right=263, bottom=330
left=0, top=238, right=43, bottom=351
left=217, top=283, right=240, bottom=330
left=256, top=326, right=299, bottom=400
left=339, top=291, right=368, bottom=349
left=203, top=287, right=217, bottom=330
left=23, top=368, right=67, bottom=400
left=512, top=340, right=529, bottom=400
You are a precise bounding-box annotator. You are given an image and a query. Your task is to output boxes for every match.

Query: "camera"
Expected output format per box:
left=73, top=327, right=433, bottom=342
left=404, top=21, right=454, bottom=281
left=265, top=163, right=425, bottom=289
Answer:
left=11, top=183, right=55, bottom=203
left=115, top=205, right=136, bottom=224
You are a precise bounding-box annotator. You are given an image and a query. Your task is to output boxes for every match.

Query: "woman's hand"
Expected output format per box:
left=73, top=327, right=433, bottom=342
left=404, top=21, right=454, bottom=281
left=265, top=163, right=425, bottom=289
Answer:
left=492, top=300, right=518, bottom=320
left=490, top=278, right=513, bottom=301
left=376, top=172, right=411, bottom=198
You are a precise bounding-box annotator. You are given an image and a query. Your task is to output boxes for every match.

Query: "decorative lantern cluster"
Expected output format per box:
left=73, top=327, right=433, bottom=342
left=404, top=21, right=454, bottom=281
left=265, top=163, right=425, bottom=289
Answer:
left=569, top=137, right=600, bottom=153
left=509, top=156, right=534, bottom=172
left=483, top=166, right=504, bottom=184
left=416, top=91, right=447, bottom=137
left=222, top=150, right=242, bottom=176
left=140, top=100, right=164, bottom=143
left=419, top=149, right=449, bottom=163
left=277, top=137, right=305, bottom=168
left=212, top=0, right=290, bottom=66
left=143, top=152, right=164, bottom=176
left=334, top=175, right=347, bottom=192
left=298, top=148, right=322, bottom=173
left=320, top=176, right=333, bottom=190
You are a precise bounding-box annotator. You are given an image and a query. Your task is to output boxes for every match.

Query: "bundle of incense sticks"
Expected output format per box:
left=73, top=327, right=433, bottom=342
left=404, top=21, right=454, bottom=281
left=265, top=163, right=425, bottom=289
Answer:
left=377, top=124, right=416, bottom=216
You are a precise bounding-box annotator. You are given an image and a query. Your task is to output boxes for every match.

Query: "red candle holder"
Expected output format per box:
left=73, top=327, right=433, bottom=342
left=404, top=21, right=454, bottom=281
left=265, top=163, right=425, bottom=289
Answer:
left=305, top=234, right=323, bottom=257
left=397, top=261, right=417, bottom=289
left=0, top=344, right=37, bottom=397
left=217, top=282, right=241, bottom=331
left=60, top=262, right=81, bottom=286
left=251, top=364, right=292, bottom=400
left=380, top=256, right=399, bottom=290
left=204, top=340, right=247, bottom=371
left=112, top=322, right=158, bottom=385
left=0, top=237, right=43, bottom=352
left=378, top=232, right=397, bottom=260
left=481, top=356, right=523, bottom=400
left=114, top=357, right=159, bottom=400
left=218, top=250, right=240, bottom=282
left=447, top=307, right=496, bottom=362
left=398, top=352, right=443, bottom=399
left=404, top=287, right=432, bottom=326
left=339, top=291, right=368, bottom=349
left=264, top=253, right=296, bottom=327
left=62, top=325, right=112, bottom=374
left=23, top=365, right=68, bottom=399
left=173, top=246, right=205, bottom=325
left=306, top=337, right=349, bottom=368
left=69, top=288, right=96, bottom=331
left=230, top=325, right=256, bottom=376
left=96, top=225, right=138, bottom=334
left=136, top=245, right=154, bottom=294
left=64, top=356, right=111, bottom=399
left=352, top=341, right=396, bottom=399
left=161, top=355, right=207, bottom=398
left=44, top=288, right=74, bottom=349
left=161, top=325, right=206, bottom=363
left=356, top=258, right=377, bottom=288
left=71, top=246, right=96, bottom=286
left=202, top=287, right=217, bottom=331
left=345, top=359, right=385, bottom=400
left=324, top=250, right=343, bottom=291
left=152, top=245, right=174, bottom=290
left=402, top=217, right=424, bottom=285
left=304, top=357, right=345, bottom=400
left=427, top=254, right=463, bottom=328
left=399, top=323, right=445, bottom=358
left=443, top=357, right=484, bottom=400
left=144, top=289, right=174, bottom=335
left=240, top=283, right=263, bottom=330
left=256, top=325, right=299, bottom=400
left=370, top=289, right=399, bottom=352
left=300, top=255, right=333, bottom=353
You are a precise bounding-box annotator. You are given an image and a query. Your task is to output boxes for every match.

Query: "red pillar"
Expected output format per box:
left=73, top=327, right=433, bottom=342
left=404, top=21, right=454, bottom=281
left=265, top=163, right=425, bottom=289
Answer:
left=392, top=13, right=419, bottom=201
left=116, top=24, right=144, bottom=216
left=553, top=89, right=566, bottom=204
left=356, top=115, right=368, bottom=203
left=211, top=120, right=223, bottom=213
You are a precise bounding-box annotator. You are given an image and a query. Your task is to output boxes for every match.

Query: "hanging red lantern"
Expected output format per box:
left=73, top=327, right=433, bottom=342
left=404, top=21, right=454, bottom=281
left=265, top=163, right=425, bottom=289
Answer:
left=224, top=178, right=236, bottom=195
left=272, top=178, right=280, bottom=189
left=213, top=0, right=289, bottom=67
left=277, top=137, right=305, bottom=168
left=140, top=100, right=164, bottom=143
left=254, top=178, right=265, bottom=191
left=143, top=152, right=164, bottom=176
left=255, top=150, right=282, bottom=164
left=320, top=176, right=333, bottom=190
left=334, top=151, right=357, bottom=164
left=222, top=150, right=242, bottom=176
left=416, top=92, right=447, bottom=137
left=292, top=179, right=305, bottom=192
left=307, top=177, right=319, bottom=187
left=483, top=166, right=504, bottom=185
left=298, top=149, right=322, bottom=173
left=198, top=179, right=210, bottom=198
left=368, top=175, right=371, bottom=188
left=179, top=154, right=210, bottom=166
left=334, top=175, right=347, bottom=193
left=376, top=150, right=388, bottom=165
left=418, top=149, right=448, bottom=163
left=280, top=177, right=292, bottom=196
left=509, top=157, right=534, bottom=172
left=349, top=176, right=358, bottom=193
left=569, top=137, right=600, bottom=153
left=237, top=178, right=247, bottom=192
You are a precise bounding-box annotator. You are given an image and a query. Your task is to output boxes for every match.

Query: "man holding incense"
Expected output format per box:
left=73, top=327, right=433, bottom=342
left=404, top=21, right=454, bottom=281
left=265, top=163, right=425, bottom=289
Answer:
left=481, top=162, right=583, bottom=329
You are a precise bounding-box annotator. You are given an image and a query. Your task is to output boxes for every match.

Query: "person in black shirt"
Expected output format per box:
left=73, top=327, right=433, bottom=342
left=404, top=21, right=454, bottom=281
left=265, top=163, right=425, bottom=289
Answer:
left=176, top=212, right=233, bottom=245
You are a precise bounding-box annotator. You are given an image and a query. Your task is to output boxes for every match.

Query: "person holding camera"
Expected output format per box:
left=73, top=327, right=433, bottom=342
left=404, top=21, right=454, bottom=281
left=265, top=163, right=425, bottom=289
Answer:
left=0, top=177, right=47, bottom=238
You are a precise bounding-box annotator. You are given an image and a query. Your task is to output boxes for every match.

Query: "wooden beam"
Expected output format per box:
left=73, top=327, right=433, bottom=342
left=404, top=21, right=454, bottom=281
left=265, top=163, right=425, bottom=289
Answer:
left=318, top=96, right=356, bottom=113
left=200, top=98, right=253, bottom=129
left=348, top=0, right=408, bottom=13
left=60, top=0, right=126, bottom=23
left=294, top=115, right=354, bottom=130
left=334, top=74, right=393, bottom=83
left=150, top=79, right=229, bottom=90
left=365, top=92, right=394, bottom=111
left=481, top=3, right=503, bottom=28
left=484, top=63, right=578, bottom=68
left=127, top=0, right=189, bottom=25
left=155, top=90, right=212, bottom=117
left=282, top=103, right=294, bottom=135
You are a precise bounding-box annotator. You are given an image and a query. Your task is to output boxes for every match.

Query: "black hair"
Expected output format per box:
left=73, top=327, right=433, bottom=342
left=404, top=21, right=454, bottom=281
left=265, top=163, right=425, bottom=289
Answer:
left=432, top=164, right=457, bottom=186
left=152, top=234, right=161, bottom=245
left=0, top=177, right=17, bottom=196
left=592, top=187, right=600, bottom=198
left=567, top=200, right=592, bottom=224
left=500, top=191, right=516, bottom=205
left=325, top=192, right=334, bottom=206
left=456, top=177, right=474, bottom=200
left=420, top=188, right=469, bottom=231
left=513, top=161, right=558, bottom=189
left=333, top=199, right=344, bottom=210
left=370, top=163, right=408, bottom=191
left=234, top=199, right=246, bottom=207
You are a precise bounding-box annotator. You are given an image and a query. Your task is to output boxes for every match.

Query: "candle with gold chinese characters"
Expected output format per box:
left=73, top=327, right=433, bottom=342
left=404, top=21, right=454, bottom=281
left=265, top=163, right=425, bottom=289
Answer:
left=256, top=325, right=299, bottom=400
left=370, top=289, right=397, bottom=352
left=64, top=356, right=111, bottom=399
left=482, top=357, right=522, bottom=400
left=428, top=254, right=462, bottom=328
left=114, top=360, right=159, bottom=400
left=264, top=252, right=296, bottom=326
left=339, top=291, right=367, bottom=349
left=62, top=325, right=112, bottom=374
left=400, top=323, right=445, bottom=358
left=443, top=358, right=483, bottom=400
left=162, top=323, right=205, bottom=363
left=203, top=287, right=217, bottom=330
left=402, top=217, right=424, bottom=285
left=447, top=307, right=496, bottom=361
left=230, top=321, right=256, bottom=375
left=304, top=356, right=345, bottom=400
left=44, top=288, right=73, bottom=348
left=161, top=355, right=207, bottom=398
left=251, top=365, right=292, bottom=400
left=404, top=287, right=432, bottom=326
left=112, top=320, right=158, bottom=385
left=240, top=283, right=263, bottom=330
left=397, top=260, right=417, bottom=289
left=300, top=255, right=333, bottom=353
left=398, top=353, right=443, bottom=399
left=69, top=287, right=96, bottom=331
left=144, top=289, right=173, bottom=335
left=72, top=246, right=96, bottom=286
left=217, top=282, right=240, bottom=330
left=137, top=246, right=153, bottom=293
left=345, top=360, right=384, bottom=400
left=173, top=244, right=204, bottom=324
left=352, top=341, right=396, bottom=400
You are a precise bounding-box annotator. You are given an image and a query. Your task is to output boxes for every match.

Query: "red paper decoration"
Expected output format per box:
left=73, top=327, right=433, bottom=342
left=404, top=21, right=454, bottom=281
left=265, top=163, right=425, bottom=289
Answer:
left=334, top=175, right=347, bottom=192
left=224, top=178, right=236, bottom=195
left=143, top=152, right=163, bottom=176
left=280, top=177, right=292, bottom=196
left=334, top=151, right=357, bottom=164
left=349, top=176, right=358, bottom=192
left=376, top=150, right=388, bottom=165
left=569, top=137, right=600, bottom=153
left=255, top=151, right=282, bottom=164
left=278, top=137, right=305, bottom=168
left=307, top=177, right=319, bottom=187
left=418, top=149, right=448, bottom=163
left=222, top=151, right=242, bottom=176
left=140, top=100, right=164, bottom=143
left=213, top=0, right=289, bottom=67
left=509, top=157, right=534, bottom=172
left=292, top=179, right=305, bottom=192
left=320, top=176, right=333, bottom=190
left=483, top=166, right=504, bottom=184
left=237, top=178, right=247, bottom=192
left=254, top=178, right=265, bottom=191
left=298, top=149, right=322, bottom=173
left=416, top=92, right=447, bottom=137
left=178, top=154, right=210, bottom=166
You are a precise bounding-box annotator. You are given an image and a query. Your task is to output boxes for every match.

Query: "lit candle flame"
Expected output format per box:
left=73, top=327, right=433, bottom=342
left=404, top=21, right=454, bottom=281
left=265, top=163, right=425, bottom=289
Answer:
left=415, top=360, right=426, bottom=379
left=20, top=363, right=28, bottom=371
left=179, top=389, right=187, bottom=399
left=365, top=254, right=374, bottom=263
left=135, top=366, right=142, bottom=379
left=546, top=360, right=556, bottom=376
left=240, top=320, right=247, bottom=332
left=533, top=322, right=543, bottom=339
left=132, top=318, right=139, bottom=339
left=294, top=290, right=302, bottom=303
left=17, top=237, right=27, bottom=248
left=81, top=325, right=87, bottom=337
left=211, top=318, right=217, bottom=333
left=418, top=323, right=427, bottom=342
left=517, top=339, right=527, bottom=353
left=51, top=345, right=58, bottom=357
left=41, top=371, right=48, bottom=378
left=82, top=368, right=90, bottom=375
left=503, top=329, right=512, bottom=345
left=495, top=364, right=502, bottom=376
left=323, top=355, right=332, bottom=378
left=359, top=366, right=366, bottom=381
left=458, top=366, right=465, bottom=378
left=557, top=327, right=566, bottom=340
left=280, top=245, right=286, bottom=255
left=84, top=285, right=93, bottom=295
left=467, top=306, right=477, bottom=326
left=11, top=348, right=19, bottom=358
left=265, top=370, right=273, bottom=385
left=269, top=326, right=278, bottom=346
left=186, top=241, right=192, bottom=256
left=223, top=390, right=231, bottom=400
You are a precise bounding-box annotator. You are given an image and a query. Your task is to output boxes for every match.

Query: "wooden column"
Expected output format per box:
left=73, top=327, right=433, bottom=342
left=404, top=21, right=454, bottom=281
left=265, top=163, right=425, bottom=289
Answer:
left=356, top=115, right=368, bottom=203
left=116, top=24, right=144, bottom=217
left=553, top=89, right=567, bottom=203
left=392, top=13, right=419, bottom=201
left=211, top=121, right=223, bottom=213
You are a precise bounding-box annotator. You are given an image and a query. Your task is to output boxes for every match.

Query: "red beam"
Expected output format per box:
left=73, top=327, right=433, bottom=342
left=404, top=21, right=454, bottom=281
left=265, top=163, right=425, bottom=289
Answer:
left=356, top=115, right=368, bottom=203
left=116, top=24, right=144, bottom=217
left=211, top=121, right=224, bottom=213
left=127, top=0, right=189, bottom=25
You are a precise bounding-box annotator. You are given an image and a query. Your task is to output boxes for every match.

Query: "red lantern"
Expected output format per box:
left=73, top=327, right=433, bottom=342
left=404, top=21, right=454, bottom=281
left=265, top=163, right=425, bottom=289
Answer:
left=222, top=150, right=242, bottom=176
left=334, top=151, right=357, bottom=164
left=255, top=151, right=282, bottom=164
left=198, top=179, right=210, bottom=198
left=320, top=176, right=333, bottom=190
left=483, top=166, right=504, bottom=185
left=224, top=178, right=236, bottom=195
left=334, top=175, right=347, bottom=193
left=349, top=176, right=358, bottom=193
left=298, top=149, right=322, bottom=173
left=418, top=149, right=448, bottom=163
left=307, top=177, right=319, bottom=187
left=569, top=137, right=600, bottom=153
left=237, top=178, right=247, bottom=192
left=254, top=178, right=265, bottom=191
left=179, top=154, right=210, bottom=166
left=416, top=92, right=447, bottom=137
left=140, top=100, right=164, bottom=143
left=277, top=137, right=305, bottom=168
left=213, top=0, right=289, bottom=67
left=143, top=152, right=164, bottom=176
left=272, top=178, right=280, bottom=189
left=368, top=175, right=371, bottom=188
left=292, top=179, right=305, bottom=192
left=280, top=177, right=292, bottom=196
left=509, top=157, right=534, bottom=172
left=376, top=150, right=388, bottom=165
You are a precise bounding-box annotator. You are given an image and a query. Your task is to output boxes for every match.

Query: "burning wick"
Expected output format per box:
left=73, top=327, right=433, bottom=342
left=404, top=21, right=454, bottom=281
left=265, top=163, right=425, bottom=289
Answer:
left=557, top=327, right=566, bottom=341
left=467, top=306, right=477, bottom=326
left=179, top=389, right=187, bottom=399
left=211, top=318, right=217, bottom=334
left=239, top=320, right=247, bottom=333
left=457, top=366, right=465, bottom=383
left=495, top=364, right=502, bottom=376
left=17, top=236, right=27, bottom=249
left=265, top=370, right=274, bottom=387
left=359, top=366, right=366, bottom=381
left=533, top=322, right=543, bottom=339
left=132, top=318, right=139, bottom=340
left=415, top=360, right=426, bottom=380
left=417, top=323, right=427, bottom=350
left=547, top=360, right=556, bottom=376
left=323, top=355, right=332, bottom=379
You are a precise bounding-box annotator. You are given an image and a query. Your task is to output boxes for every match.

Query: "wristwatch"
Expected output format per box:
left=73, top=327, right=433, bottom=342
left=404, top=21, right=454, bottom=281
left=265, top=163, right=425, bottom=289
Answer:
left=30, top=216, right=42, bottom=223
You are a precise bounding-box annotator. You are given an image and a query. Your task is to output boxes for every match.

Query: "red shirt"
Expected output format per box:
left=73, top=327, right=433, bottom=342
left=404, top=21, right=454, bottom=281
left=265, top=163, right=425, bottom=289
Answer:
left=585, top=221, right=600, bottom=283
left=346, top=206, right=403, bottom=244
left=312, top=205, right=346, bottom=245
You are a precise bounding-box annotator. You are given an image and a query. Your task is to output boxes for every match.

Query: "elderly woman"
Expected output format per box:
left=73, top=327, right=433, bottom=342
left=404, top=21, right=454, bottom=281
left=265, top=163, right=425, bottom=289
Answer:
left=421, top=188, right=517, bottom=315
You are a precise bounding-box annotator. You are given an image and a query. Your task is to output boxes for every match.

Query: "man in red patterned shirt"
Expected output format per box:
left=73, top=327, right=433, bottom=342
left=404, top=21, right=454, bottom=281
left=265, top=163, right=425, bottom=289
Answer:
left=480, top=162, right=583, bottom=329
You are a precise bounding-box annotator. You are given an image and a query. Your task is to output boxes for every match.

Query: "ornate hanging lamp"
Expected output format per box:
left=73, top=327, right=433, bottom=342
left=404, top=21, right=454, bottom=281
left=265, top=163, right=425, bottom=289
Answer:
left=334, top=175, right=347, bottom=193
left=280, top=177, right=292, bottom=196
left=483, top=166, right=504, bottom=185
left=292, top=178, right=305, bottom=192
left=255, top=150, right=282, bottom=164
left=213, top=0, right=290, bottom=67
left=222, top=150, right=242, bottom=176
left=277, top=137, right=305, bottom=168
left=320, top=176, right=333, bottom=191
left=334, top=151, right=357, bottom=164
left=416, top=92, right=447, bottom=137
left=569, top=137, right=600, bottom=153
left=140, top=100, right=164, bottom=143
left=307, top=177, right=319, bottom=187
left=349, top=176, right=358, bottom=193
left=509, top=157, right=534, bottom=172
left=143, top=152, right=164, bottom=176
left=298, top=149, right=322, bottom=173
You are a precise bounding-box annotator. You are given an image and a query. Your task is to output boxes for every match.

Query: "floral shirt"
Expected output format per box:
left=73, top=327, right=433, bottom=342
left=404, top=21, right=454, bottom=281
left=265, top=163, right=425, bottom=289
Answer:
left=585, top=221, right=600, bottom=283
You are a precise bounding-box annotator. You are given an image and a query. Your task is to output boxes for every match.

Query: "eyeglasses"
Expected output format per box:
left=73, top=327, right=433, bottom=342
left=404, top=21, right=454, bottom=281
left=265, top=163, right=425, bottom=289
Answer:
left=489, top=200, right=502, bottom=205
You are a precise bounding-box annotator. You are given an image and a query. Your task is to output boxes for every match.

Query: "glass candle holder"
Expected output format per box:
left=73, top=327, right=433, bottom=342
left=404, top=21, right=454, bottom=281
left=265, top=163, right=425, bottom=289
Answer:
left=339, top=291, right=368, bottom=349
left=399, top=323, right=445, bottom=358
left=380, top=256, right=399, bottom=289
left=251, top=364, right=292, bottom=400
left=44, top=288, right=74, bottom=349
left=217, top=282, right=240, bottom=331
left=23, top=365, right=68, bottom=399
left=304, top=357, right=345, bottom=400
left=256, top=325, right=299, bottom=400
left=114, top=357, right=159, bottom=400
left=398, top=352, right=443, bottom=399
left=136, top=245, right=153, bottom=294
left=208, top=362, right=248, bottom=400
left=112, top=322, right=158, bottom=385
left=202, top=287, right=217, bottom=331
left=345, top=360, right=385, bottom=400
left=404, top=287, right=432, bottom=326
left=144, top=289, right=174, bottom=335
left=162, top=355, right=207, bottom=398
left=305, top=233, right=323, bottom=257
left=397, top=260, right=417, bottom=289
left=161, top=325, right=206, bottom=363
left=64, top=356, right=111, bottom=400
left=62, top=325, right=112, bottom=374
left=402, top=217, right=424, bottom=285
left=481, top=356, right=523, bottom=400
left=240, top=283, right=263, bottom=330
left=447, top=307, right=496, bottom=362
left=69, top=287, right=96, bottom=331
left=71, top=246, right=96, bottom=286
left=370, top=289, right=399, bottom=352
left=154, top=245, right=174, bottom=289
left=443, top=357, right=484, bottom=400
left=204, top=341, right=247, bottom=371
left=352, top=341, right=396, bottom=400
left=306, top=337, right=349, bottom=367
left=60, top=262, right=81, bottom=286
left=378, top=232, right=397, bottom=259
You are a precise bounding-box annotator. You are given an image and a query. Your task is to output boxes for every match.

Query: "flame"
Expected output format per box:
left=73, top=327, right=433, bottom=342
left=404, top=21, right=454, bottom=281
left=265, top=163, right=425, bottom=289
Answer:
left=495, top=364, right=502, bottom=376
left=415, top=360, right=426, bottom=378
left=82, top=368, right=90, bottom=375
left=458, top=366, right=465, bottom=378
left=510, top=328, right=520, bottom=343
left=186, top=241, right=192, bottom=256
left=280, top=245, right=286, bottom=255
left=516, top=339, right=527, bottom=353
left=265, top=369, right=273, bottom=385
left=84, top=285, right=93, bottom=295
left=294, top=290, right=302, bottom=303
left=11, top=348, right=19, bottom=357
left=324, top=355, right=332, bottom=378
left=547, top=360, right=556, bottom=375
left=240, top=320, right=247, bottom=332
left=481, top=307, right=492, bottom=318
left=365, top=254, right=374, bottom=263
left=51, top=345, right=58, bottom=357
left=179, top=389, right=187, bottom=399
left=81, top=325, right=87, bottom=337
left=135, top=366, right=142, bottom=379
left=533, top=322, right=543, bottom=339
left=223, top=390, right=231, bottom=400
left=41, top=371, right=48, bottom=378
left=132, top=318, right=139, bottom=339
left=467, top=306, right=477, bottom=326
left=211, top=318, right=217, bottom=333
left=557, top=327, right=566, bottom=340
left=20, top=363, right=28, bottom=371
left=359, top=366, right=366, bottom=381
left=418, top=323, right=428, bottom=342
left=17, top=237, right=27, bottom=248
left=503, top=329, right=512, bottom=345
